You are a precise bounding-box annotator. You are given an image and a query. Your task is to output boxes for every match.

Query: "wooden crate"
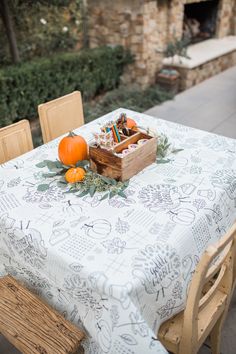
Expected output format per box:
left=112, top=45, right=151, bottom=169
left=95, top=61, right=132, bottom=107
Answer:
left=89, top=130, right=157, bottom=181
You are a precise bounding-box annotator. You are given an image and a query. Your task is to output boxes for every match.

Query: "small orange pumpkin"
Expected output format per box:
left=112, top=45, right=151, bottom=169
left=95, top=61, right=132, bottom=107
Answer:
left=65, top=167, right=86, bottom=183
left=126, top=118, right=137, bottom=130
left=58, top=131, right=88, bottom=166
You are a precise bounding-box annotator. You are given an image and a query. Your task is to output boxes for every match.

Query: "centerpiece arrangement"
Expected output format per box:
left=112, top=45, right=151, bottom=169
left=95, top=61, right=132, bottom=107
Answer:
left=36, top=113, right=182, bottom=200
left=89, top=113, right=157, bottom=181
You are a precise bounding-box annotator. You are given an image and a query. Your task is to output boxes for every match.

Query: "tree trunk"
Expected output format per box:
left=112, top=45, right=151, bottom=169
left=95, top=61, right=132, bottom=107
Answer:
left=0, top=0, right=20, bottom=64
left=81, top=0, right=89, bottom=48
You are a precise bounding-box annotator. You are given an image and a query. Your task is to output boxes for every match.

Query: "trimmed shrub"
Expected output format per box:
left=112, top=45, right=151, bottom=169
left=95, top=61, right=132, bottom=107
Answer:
left=0, top=46, right=132, bottom=127
left=84, top=85, right=174, bottom=123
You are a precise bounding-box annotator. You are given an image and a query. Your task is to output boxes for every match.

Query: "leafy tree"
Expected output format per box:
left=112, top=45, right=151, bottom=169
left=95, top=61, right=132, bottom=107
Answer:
left=0, top=0, right=75, bottom=64
left=0, top=0, right=20, bottom=63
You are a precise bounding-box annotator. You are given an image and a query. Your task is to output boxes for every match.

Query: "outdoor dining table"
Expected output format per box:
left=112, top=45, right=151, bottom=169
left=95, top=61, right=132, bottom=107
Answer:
left=0, top=108, right=236, bottom=354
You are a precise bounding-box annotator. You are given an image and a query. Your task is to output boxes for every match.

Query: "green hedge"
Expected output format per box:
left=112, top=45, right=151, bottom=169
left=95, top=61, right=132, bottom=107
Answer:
left=0, top=46, right=132, bottom=127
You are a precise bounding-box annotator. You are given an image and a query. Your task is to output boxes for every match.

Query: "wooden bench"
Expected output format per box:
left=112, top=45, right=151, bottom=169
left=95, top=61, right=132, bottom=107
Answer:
left=0, top=276, right=84, bottom=354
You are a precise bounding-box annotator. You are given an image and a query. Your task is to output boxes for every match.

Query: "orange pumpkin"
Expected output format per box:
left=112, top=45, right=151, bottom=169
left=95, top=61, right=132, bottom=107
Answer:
left=126, top=118, right=137, bottom=130
left=65, top=167, right=86, bottom=183
left=58, top=131, right=88, bottom=166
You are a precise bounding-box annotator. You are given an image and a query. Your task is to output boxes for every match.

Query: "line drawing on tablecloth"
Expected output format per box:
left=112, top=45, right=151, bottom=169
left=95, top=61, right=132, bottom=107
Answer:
left=138, top=184, right=189, bottom=212
left=132, top=243, right=181, bottom=300
left=23, top=184, right=65, bottom=203
left=49, top=228, right=71, bottom=246
left=168, top=208, right=196, bottom=226
left=7, top=177, right=21, bottom=188
left=2, top=217, right=47, bottom=270
left=0, top=193, right=21, bottom=212
left=104, top=256, right=129, bottom=275
left=1, top=108, right=235, bottom=354
left=211, top=169, right=236, bottom=199
left=62, top=200, right=83, bottom=217
left=115, top=218, right=130, bottom=234
left=82, top=219, right=112, bottom=239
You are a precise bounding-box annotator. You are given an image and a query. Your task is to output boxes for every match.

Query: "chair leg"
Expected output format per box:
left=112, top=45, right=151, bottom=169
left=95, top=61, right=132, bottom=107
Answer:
left=209, top=315, right=224, bottom=354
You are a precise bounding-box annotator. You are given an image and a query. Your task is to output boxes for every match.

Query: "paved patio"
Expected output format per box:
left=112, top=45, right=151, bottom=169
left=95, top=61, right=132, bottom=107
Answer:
left=145, top=66, right=236, bottom=139
left=1, top=66, right=236, bottom=354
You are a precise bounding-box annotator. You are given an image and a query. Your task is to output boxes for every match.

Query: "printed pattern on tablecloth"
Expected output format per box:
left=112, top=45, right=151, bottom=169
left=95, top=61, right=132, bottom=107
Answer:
left=0, top=108, right=236, bottom=354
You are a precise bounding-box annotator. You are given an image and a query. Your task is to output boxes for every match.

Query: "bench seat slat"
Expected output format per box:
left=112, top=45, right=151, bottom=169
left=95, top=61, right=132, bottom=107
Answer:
left=0, top=276, right=84, bottom=354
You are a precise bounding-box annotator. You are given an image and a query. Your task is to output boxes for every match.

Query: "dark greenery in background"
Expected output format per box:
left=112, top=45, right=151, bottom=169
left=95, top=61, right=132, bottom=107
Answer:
left=84, top=86, right=173, bottom=123
left=0, top=46, right=133, bottom=127
left=0, top=0, right=82, bottom=66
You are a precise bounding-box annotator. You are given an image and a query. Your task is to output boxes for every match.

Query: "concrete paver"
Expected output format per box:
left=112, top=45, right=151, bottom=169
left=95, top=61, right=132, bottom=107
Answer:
left=145, top=66, right=236, bottom=139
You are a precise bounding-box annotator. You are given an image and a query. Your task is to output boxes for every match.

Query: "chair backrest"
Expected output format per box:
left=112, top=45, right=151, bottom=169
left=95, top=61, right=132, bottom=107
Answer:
left=0, top=120, right=33, bottom=164
left=180, top=222, right=236, bottom=353
left=38, top=91, right=84, bottom=143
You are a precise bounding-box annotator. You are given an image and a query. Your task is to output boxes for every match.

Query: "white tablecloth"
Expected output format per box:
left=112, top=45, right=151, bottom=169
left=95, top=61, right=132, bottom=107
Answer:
left=0, top=108, right=236, bottom=354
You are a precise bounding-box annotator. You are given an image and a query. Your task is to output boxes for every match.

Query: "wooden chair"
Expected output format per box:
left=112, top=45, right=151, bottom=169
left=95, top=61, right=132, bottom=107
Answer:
left=38, top=91, right=84, bottom=143
left=158, top=222, right=236, bottom=354
left=0, top=120, right=33, bottom=164
left=0, top=276, right=84, bottom=354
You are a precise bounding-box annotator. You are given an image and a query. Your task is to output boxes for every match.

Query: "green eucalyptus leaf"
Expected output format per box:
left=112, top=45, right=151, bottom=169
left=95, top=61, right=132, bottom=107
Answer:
left=109, top=191, right=117, bottom=199
left=77, top=189, right=89, bottom=197
left=36, top=161, right=47, bottom=168
left=100, top=175, right=114, bottom=185
left=165, top=143, right=171, bottom=150
left=172, top=148, right=184, bottom=154
left=76, top=160, right=90, bottom=167
left=64, top=189, right=80, bottom=194
left=55, top=160, right=63, bottom=168
left=50, top=168, right=64, bottom=174
left=46, top=161, right=58, bottom=170
left=118, top=190, right=127, bottom=199
left=123, top=180, right=130, bottom=187
left=156, top=159, right=171, bottom=164
left=42, top=173, right=58, bottom=178
left=158, top=150, right=165, bottom=158
left=89, top=185, right=97, bottom=197
left=100, top=193, right=109, bottom=201
left=37, top=184, right=50, bottom=192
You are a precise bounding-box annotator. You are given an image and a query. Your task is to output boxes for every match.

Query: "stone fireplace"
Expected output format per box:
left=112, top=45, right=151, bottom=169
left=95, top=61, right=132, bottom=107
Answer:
left=183, top=0, right=220, bottom=43
left=87, top=0, right=236, bottom=89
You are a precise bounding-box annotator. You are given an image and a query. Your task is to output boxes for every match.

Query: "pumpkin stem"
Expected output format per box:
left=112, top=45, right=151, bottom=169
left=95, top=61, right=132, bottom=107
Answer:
left=169, top=210, right=177, bottom=215
left=68, top=131, right=77, bottom=137
left=84, top=224, right=93, bottom=228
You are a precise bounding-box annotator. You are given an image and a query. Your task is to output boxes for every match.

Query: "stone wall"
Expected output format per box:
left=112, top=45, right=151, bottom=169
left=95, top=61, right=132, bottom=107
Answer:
left=88, top=0, right=164, bottom=87
left=177, top=50, right=236, bottom=90
left=87, top=0, right=236, bottom=88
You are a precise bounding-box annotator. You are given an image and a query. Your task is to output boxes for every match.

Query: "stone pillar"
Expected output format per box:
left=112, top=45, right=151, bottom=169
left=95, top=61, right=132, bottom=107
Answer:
left=87, top=0, right=168, bottom=87
left=168, top=0, right=184, bottom=41
left=217, top=0, right=235, bottom=37
left=232, top=0, right=236, bottom=35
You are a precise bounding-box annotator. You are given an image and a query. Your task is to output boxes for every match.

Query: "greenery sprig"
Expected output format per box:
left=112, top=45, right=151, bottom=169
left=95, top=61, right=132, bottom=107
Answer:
left=156, top=134, right=183, bottom=164
left=36, top=159, right=129, bottom=200
left=138, top=126, right=184, bottom=163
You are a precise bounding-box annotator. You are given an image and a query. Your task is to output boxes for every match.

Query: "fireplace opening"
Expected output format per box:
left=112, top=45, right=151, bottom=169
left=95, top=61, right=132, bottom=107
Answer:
left=183, top=0, right=220, bottom=44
